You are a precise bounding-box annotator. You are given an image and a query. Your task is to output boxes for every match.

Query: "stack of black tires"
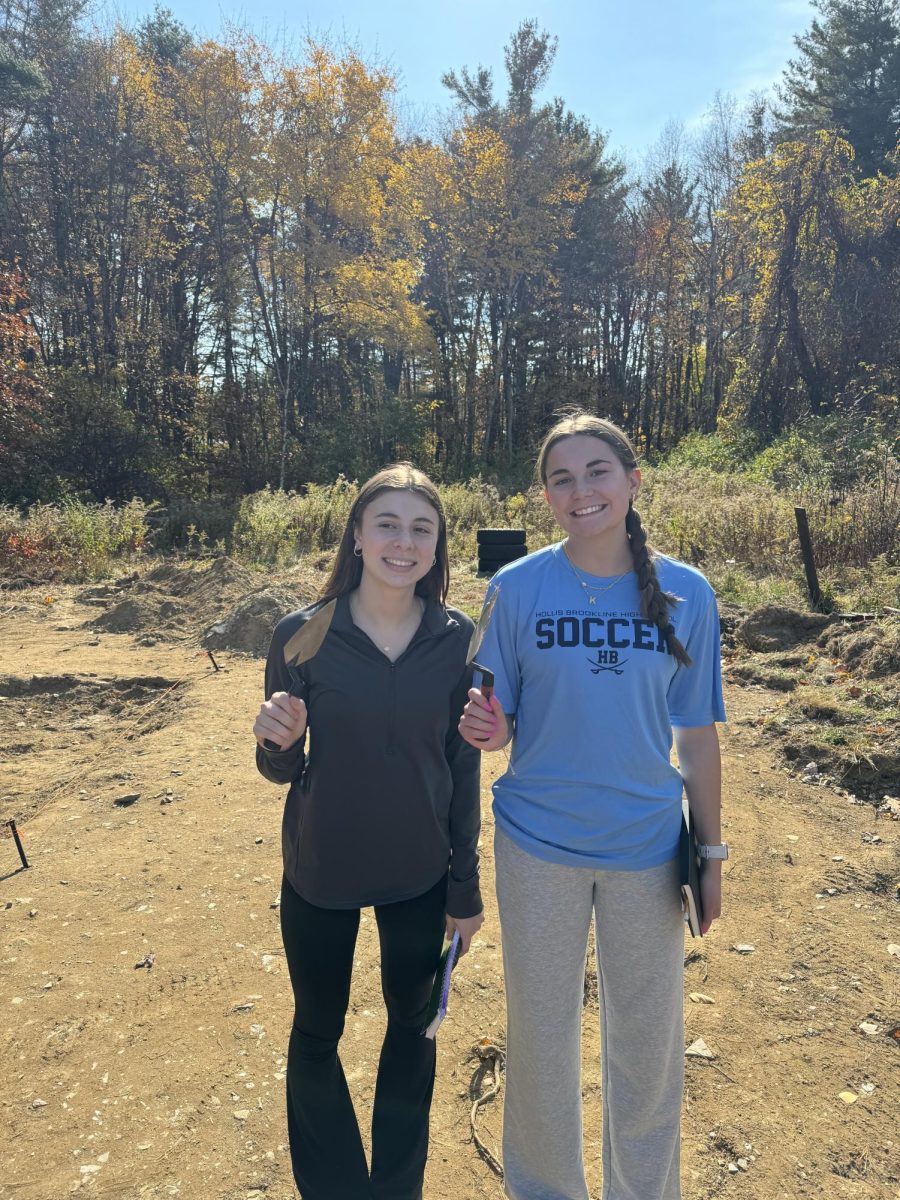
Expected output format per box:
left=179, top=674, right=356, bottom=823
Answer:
left=477, top=528, right=528, bottom=575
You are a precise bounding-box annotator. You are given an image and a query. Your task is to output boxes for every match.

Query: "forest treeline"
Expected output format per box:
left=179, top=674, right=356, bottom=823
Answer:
left=1, top=0, right=898, bottom=503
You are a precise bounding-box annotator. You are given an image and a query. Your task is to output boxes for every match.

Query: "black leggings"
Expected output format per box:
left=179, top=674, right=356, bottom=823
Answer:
left=279, top=873, right=447, bottom=1200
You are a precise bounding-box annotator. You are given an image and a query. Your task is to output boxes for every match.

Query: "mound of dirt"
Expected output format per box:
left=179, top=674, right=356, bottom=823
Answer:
left=139, top=555, right=255, bottom=600
left=717, top=601, right=748, bottom=650
left=736, top=605, right=832, bottom=652
left=820, top=618, right=900, bottom=680
left=90, top=597, right=158, bottom=633
left=202, top=586, right=302, bottom=657
left=83, top=557, right=263, bottom=642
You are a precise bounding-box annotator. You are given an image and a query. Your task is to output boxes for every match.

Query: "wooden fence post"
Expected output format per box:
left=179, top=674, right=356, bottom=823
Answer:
left=794, top=506, right=822, bottom=609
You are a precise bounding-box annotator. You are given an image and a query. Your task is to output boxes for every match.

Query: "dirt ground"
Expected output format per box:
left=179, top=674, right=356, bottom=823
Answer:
left=1, top=566, right=898, bottom=1200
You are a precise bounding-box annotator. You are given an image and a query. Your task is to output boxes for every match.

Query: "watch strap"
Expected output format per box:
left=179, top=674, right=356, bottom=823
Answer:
left=698, top=842, right=729, bottom=860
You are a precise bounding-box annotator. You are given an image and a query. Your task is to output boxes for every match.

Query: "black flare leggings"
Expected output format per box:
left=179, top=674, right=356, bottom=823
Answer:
left=279, top=872, right=447, bottom=1200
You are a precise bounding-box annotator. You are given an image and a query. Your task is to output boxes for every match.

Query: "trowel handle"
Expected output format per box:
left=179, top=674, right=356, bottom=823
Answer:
left=471, top=663, right=494, bottom=703
left=262, top=666, right=308, bottom=752
left=286, top=664, right=309, bottom=704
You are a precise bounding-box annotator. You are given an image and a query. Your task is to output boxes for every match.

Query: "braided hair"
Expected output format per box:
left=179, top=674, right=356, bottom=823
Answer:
left=536, top=413, right=693, bottom=667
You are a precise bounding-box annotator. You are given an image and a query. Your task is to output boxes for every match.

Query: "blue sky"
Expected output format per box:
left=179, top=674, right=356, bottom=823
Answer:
left=104, top=0, right=816, bottom=160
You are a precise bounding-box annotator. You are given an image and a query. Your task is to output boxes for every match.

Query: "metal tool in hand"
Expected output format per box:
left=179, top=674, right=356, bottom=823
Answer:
left=282, top=597, right=337, bottom=699
left=466, top=588, right=498, bottom=735
left=263, top=598, right=337, bottom=750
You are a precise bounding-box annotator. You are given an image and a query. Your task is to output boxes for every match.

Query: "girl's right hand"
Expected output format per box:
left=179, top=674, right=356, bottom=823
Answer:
left=459, top=688, right=510, bottom=751
left=254, top=692, right=308, bottom=751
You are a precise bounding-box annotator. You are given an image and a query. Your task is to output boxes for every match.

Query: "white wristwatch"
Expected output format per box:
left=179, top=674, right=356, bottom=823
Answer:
left=697, top=842, right=729, bottom=860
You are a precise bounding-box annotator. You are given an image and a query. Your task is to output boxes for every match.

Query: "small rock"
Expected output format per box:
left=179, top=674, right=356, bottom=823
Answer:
left=860, top=1082, right=876, bottom=1096
left=838, top=1090, right=858, bottom=1105
left=689, top=992, right=716, bottom=1004
left=31, top=1098, right=48, bottom=1108
left=27, top=909, right=37, bottom=918
left=859, top=1021, right=879, bottom=1036
left=233, top=1109, right=250, bottom=1120
left=737, top=1158, right=749, bottom=1170
left=134, top=952, right=155, bottom=970
left=254, top=837, right=263, bottom=845
left=685, top=1038, right=716, bottom=1059
left=728, top=1163, right=739, bottom=1174
left=887, top=944, right=900, bottom=959
left=113, top=793, right=141, bottom=808
left=831, top=855, right=844, bottom=862
left=801, top=761, right=819, bottom=779
left=732, top=944, right=755, bottom=954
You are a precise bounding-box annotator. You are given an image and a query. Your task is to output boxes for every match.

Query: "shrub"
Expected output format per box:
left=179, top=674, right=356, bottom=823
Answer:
left=0, top=498, right=155, bottom=581
left=231, top=479, right=358, bottom=565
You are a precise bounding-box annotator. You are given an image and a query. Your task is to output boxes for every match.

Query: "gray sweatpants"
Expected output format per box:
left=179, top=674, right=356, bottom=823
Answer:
left=495, top=827, right=685, bottom=1200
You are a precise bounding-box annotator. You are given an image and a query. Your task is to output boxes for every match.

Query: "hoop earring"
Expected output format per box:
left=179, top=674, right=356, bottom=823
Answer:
left=431, top=556, right=437, bottom=567
left=353, top=545, right=362, bottom=558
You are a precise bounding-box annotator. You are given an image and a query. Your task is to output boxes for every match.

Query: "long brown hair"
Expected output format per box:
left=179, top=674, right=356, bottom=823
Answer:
left=537, top=412, right=693, bottom=667
left=319, top=464, right=450, bottom=605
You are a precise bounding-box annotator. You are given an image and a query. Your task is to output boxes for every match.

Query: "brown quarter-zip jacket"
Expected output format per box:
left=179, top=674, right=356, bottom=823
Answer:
left=255, top=594, right=482, bottom=918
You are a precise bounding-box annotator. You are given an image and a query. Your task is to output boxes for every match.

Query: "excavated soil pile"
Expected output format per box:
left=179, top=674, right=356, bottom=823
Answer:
left=821, top=617, right=900, bottom=680
left=728, top=609, right=899, bottom=796
left=84, top=557, right=263, bottom=644
left=736, top=604, right=833, bottom=652
left=202, top=586, right=305, bottom=658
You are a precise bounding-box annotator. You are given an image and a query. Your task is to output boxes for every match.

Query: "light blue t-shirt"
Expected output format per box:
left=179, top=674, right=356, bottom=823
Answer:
left=477, top=542, right=726, bottom=870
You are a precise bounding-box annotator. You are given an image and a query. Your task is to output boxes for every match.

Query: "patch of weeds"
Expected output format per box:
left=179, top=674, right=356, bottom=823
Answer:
left=768, top=680, right=899, bottom=789
left=704, top=563, right=807, bottom=610
left=727, top=662, right=801, bottom=691
left=792, top=689, right=863, bottom=723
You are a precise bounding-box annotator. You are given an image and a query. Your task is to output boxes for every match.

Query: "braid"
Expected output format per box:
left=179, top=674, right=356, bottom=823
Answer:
left=626, top=505, right=692, bottom=667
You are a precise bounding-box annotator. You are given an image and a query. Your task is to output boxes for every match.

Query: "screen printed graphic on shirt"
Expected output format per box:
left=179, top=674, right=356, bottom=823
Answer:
left=534, top=606, right=669, bottom=676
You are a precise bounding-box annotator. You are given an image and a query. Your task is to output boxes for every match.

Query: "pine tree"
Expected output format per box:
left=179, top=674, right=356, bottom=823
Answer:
left=778, top=0, right=900, bottom=176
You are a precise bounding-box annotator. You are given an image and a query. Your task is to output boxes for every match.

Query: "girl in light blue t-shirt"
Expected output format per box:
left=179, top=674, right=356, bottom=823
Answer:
left=460, top=413, right=726, bottom=1200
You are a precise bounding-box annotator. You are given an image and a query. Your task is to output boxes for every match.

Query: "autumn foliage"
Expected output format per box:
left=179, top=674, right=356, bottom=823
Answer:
left=0, top=9, right=896, bottom=505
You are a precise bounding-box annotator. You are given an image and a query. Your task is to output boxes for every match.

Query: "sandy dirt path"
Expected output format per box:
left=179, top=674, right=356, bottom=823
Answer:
left=1, top=586, right=897, bottom=1200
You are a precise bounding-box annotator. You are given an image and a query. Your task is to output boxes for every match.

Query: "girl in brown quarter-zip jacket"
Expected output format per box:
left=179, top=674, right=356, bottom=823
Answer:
left=253, top=464, right=482, bottom=1200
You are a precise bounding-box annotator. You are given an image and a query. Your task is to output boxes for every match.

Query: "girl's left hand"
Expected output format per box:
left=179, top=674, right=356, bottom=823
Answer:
left=445, top=910, right=484, bottom=955
left=700, top=864, right=722, bottom=935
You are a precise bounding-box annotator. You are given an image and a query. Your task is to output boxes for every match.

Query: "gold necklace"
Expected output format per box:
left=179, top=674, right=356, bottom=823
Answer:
left=350, top=594, right=423, bottom=655
left=562, top=543, right=629, bottom=606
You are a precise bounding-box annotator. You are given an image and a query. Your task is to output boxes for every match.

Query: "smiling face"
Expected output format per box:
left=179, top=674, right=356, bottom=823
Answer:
left=354, top=489, right=441, bottom=592
left=542, top=434, right=640, bottom=543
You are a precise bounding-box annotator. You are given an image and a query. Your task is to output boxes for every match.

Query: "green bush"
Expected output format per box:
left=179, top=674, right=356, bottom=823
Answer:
left=231, top=479, right=358, bottom=565
left=0, top=497, right=155, bottom=580
left=151, top=498, right=239, bottom=554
